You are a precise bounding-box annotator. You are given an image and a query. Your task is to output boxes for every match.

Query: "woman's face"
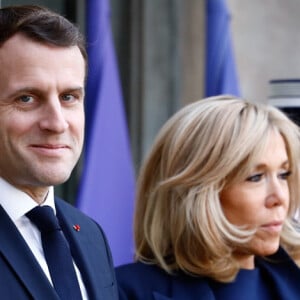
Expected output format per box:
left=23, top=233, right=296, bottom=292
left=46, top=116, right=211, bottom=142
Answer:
left=220, top=130, right=290, bottom=269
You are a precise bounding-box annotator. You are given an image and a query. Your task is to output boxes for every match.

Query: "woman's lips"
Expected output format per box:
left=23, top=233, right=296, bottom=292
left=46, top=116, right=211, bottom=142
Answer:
left=260, top=221, right=283, bottom=233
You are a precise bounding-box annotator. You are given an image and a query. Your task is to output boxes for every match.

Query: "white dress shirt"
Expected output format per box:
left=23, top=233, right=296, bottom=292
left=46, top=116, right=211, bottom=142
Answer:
left=0, top=177, right=88, bottom=299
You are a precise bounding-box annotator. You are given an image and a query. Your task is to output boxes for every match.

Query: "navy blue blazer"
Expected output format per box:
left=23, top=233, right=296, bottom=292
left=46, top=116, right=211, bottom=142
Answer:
left=0, top=197, right=118, bottom=300
left=116, top=248, right=300, bottom=300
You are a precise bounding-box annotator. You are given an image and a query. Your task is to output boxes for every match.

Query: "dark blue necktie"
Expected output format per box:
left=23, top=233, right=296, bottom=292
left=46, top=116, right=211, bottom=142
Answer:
left=26, top=205, right=83, bottom=300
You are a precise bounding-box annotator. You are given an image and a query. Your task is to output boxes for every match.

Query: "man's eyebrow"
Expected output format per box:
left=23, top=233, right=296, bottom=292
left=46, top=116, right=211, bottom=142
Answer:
left=7, top=87, right=43, bottom=98
left=8, top=86, right=85, bottom=97
left=64, top=86, right=84, bottom=94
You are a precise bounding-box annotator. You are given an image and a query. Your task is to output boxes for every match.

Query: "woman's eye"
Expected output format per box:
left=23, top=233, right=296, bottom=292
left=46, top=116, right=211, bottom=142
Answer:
left=279, top=171, right=292, bottom=180
left=246, top=174, right=263, bottom=182
left=19, top=95, right=34, bottom=103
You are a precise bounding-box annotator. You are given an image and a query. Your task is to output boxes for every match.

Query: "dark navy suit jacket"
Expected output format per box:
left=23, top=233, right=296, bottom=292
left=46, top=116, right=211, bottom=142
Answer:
left=0, top=197, right=118, bottom=300
left=116, top=248, right=300, bottom=300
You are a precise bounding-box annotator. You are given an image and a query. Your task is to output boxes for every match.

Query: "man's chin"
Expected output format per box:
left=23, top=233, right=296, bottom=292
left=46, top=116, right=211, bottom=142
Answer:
left=33, top=172, right=73, bottom=187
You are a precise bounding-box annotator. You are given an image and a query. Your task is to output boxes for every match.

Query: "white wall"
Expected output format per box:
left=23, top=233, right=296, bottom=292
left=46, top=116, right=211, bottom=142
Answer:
left=228, top=0, right=300, bottom=103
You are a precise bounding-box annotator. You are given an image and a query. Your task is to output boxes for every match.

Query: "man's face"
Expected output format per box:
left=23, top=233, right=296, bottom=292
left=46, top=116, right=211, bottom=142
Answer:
left=0, top=34, right=85, bottom=201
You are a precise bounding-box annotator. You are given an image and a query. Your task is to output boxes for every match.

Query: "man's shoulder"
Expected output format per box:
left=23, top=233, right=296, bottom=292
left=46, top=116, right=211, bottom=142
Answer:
left=54, top=197, right=102, bottom=233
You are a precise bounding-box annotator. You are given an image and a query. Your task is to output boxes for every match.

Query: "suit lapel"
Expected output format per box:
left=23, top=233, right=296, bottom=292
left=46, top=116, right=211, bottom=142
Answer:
left=0, top=205, right=59, bottom=300
left=56, top=199, right=114, bottom=300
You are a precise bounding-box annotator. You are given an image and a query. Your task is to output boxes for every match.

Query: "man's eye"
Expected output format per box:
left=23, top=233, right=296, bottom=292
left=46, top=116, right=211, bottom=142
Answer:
left=246, top=174, right=263, bottom=182
left=19, top=95, right=34, bottom=103
left=61, top=94, right=75, bottom=101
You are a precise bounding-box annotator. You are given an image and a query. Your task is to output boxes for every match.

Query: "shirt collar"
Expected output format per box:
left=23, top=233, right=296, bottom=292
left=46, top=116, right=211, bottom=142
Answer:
left=0, top=177, right=55, bottom=222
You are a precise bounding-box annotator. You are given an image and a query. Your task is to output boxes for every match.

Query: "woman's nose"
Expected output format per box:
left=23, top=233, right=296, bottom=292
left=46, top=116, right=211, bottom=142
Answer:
left=265, top=177, right=289, bottom=208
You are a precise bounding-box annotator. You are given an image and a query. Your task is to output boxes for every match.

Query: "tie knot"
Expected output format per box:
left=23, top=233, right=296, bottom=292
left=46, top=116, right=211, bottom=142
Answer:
left=26, top=205, right=61, bottom=233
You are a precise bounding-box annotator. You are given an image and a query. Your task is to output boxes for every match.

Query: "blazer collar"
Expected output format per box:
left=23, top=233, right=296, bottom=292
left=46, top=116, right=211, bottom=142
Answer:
left=152, top=247, right=300, bottom=300
left=0, top=205, right=59, bottom=300
left=257, top=247, right=300, bottom=298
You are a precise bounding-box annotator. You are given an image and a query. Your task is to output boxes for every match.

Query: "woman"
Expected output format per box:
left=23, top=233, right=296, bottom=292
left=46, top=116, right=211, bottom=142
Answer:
left=116, top=96, right=300, bottom=299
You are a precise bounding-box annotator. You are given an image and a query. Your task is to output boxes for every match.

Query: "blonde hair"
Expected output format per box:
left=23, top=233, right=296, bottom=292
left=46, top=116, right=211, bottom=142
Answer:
left=134, top=95, right=300, bottom=282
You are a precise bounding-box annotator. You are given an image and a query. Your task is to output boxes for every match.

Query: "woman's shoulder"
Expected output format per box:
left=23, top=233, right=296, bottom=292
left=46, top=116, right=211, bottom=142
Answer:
left=115, top=262, right=174, bottom=300
left=116, top=261, right=172, bottom=284
left=115, top=262, right=214, bottom=300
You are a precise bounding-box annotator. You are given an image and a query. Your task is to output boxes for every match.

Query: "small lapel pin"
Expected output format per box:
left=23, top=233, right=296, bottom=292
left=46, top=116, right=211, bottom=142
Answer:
left=73, top=224, right=81, bottom=232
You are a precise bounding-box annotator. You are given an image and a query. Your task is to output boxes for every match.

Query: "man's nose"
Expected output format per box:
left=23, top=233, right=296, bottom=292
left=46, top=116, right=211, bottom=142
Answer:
left=39, top=99, right=69, bottom=133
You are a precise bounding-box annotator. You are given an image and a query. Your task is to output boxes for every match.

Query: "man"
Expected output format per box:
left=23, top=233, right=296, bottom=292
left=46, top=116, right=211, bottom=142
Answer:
left=0, top=5, right=118, bottom=299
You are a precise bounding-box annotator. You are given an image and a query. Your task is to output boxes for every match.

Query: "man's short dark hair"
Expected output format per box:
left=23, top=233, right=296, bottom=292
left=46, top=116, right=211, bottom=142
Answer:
left=0, top=5, right=87, bottom=62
